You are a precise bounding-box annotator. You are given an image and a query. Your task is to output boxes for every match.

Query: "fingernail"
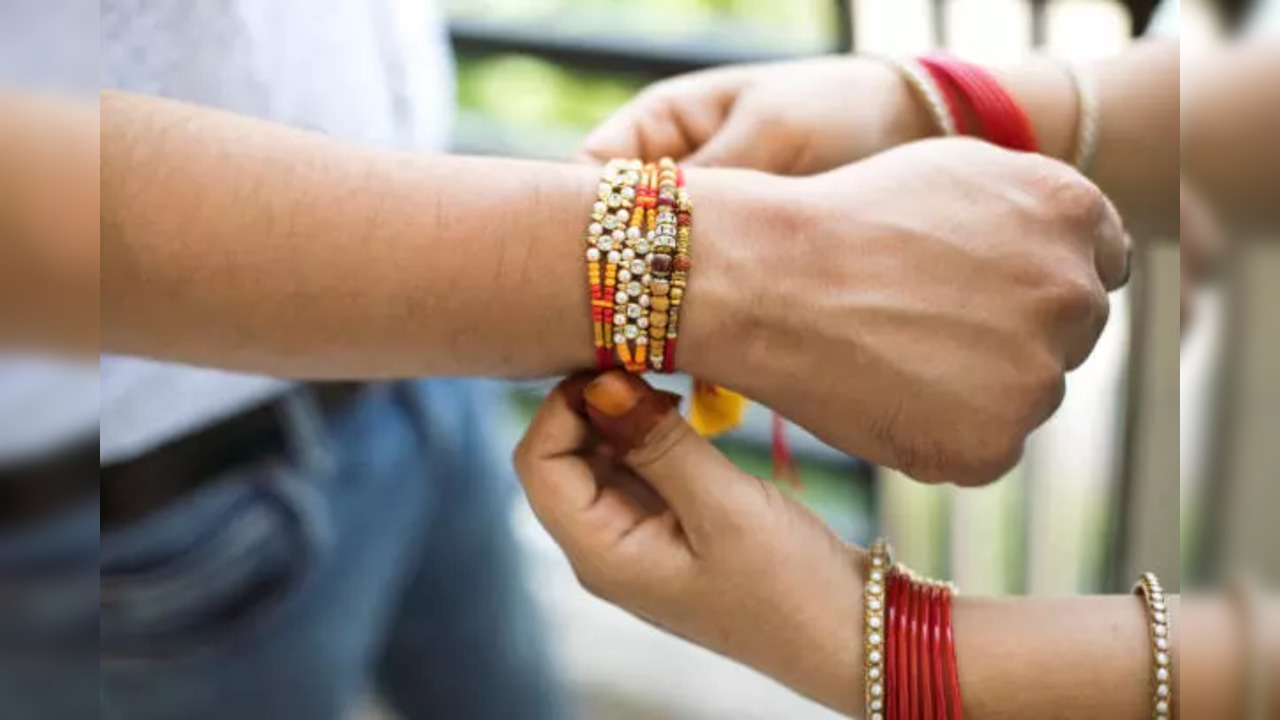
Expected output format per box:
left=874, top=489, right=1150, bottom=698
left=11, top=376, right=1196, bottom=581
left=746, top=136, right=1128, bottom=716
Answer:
left=584, top=371, right=644, bottom=417
left=1121, top=242, right=1135, bottom=286
left=582, top=371, right=681, bottom=453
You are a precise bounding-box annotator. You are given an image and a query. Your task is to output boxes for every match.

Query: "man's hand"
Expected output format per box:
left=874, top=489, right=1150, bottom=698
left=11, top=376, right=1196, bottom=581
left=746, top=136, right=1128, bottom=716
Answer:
left=679, top=139, right=1130, bottom=485
left=515, top=372, right=867, bottom=717
left=580, top=57, right=932, bottom=175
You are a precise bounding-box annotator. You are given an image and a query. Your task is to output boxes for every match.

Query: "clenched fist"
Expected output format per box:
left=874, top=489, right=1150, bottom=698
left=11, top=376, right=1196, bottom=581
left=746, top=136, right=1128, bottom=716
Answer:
left=677, top=139, right=1130, bottom=484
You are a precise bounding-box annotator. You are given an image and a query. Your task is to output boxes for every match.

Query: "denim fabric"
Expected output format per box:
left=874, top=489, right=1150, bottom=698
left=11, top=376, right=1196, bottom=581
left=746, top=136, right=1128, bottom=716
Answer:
left=0, top=380, right=567, bottom=720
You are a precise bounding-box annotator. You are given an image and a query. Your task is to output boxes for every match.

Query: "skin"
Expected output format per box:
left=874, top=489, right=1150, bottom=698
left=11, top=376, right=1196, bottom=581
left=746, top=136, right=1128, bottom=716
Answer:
left=516, top=371, right=1278, bottom=719
left=0, top=90, right=1129, bottom=485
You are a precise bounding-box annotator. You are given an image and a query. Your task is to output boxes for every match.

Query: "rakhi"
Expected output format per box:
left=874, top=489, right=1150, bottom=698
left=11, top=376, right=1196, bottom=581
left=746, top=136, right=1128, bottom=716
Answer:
left=584, top=158, right=748, bottom=439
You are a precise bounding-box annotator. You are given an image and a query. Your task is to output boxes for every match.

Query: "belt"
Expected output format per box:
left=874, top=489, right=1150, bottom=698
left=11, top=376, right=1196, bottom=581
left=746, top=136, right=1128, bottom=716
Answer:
left=0, top=382, right=364, bottom=531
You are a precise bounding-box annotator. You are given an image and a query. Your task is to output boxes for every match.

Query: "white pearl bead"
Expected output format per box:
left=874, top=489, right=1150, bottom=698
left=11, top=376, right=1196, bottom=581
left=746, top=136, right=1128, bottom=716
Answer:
left=585, top=248, right=600, bottom=261
left=621, top=248, right=635, bottom=261
left=627, top=226, right=642, bottom=239
left=1156, top=684, right=1169, bottom=698
left=606, top=251, right=621, bottom=263
left=615, top=292, right=628, bottom=304
left=868, top=632, right=882, bottom=646
left=1156, top=668, right=1169, bottom=682
left=618, top=270, right=632, bottom=283
left=588, top=223, right=603, bottom=236
left=868, top=650, right=882, bottom=664
left=1156, top=652, right=1169, bottom=666
left=1156, top=701, right=1169, bottom=713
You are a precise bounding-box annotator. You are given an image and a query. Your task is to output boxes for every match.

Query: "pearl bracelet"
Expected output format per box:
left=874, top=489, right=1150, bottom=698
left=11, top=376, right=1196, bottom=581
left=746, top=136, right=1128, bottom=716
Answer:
left=1134, top=572, right=1174, bottom=719
left=864, top=539, right=892, bottom=720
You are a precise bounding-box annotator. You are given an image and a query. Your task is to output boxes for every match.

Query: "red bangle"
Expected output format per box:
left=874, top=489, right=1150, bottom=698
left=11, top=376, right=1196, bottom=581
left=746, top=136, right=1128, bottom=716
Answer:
left=917, top=55, right=1038, bottom=153
left=921, top=584, right=937, bottom=720
left=893, top=571, right=910, bottom=720
left=941, top=586, right=964, bottom=720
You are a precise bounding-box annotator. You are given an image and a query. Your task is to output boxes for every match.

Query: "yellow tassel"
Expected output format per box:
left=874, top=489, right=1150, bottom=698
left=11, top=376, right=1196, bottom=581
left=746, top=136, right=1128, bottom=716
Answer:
left=689, top=381, right=747, bottom=438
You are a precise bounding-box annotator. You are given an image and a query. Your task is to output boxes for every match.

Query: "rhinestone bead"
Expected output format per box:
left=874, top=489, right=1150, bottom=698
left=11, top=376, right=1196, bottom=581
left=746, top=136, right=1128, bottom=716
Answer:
left=607, top=194, right=623, bottom=208
left=870, top=683, right=883, bottom=697
left=603, top=216, right=619, bottom=230
left=1156, top=684, right=1169, bottom=698
left=1154, top=624, right=1168, bottom=638
left=868, top=632, right=882, bottom=646
left=1153, top=611, right=1166, bottom=624
left=638, top=295, right=651, bottom=307
left=1156, top=638, right=1169, bottom=650
left=615, top=291, right=628, bottom=304
left=870, top=699, right=882, bottom=711
left=616, top=209, right=630, bottom=221
left=1156, top=668, right=1169, bottom=682
left=606, top=250, right=621, bottom=264
left=630, top=259, right=647, bottom=275
left=597, top=238, right=613, bottom=251
left=613, top=229, right=626, bottom=243
left=621, top=248, right=636, bottom=261
left=592, top=201, right=607, bottom=215
left=636, top=335, right=648, bottom=346
left=588, top=222, right=603, bottom=236
left=618, top=270, right=632, bottom=283
left=613, top=332, right=625, bottom=345
left=868, top=650, right=882, bottom=664
left=623, top=325, right=639, bottom=339
left=870, top=571, right=884, bottom=583
left=869, top=617, right=882, bottom=629
left=635, top=240, right=651, bottom=254
left=1156, top=701, right=1169, bottom=714
left=871, top=714, right=883, bottom=720
left=585, top=248, right=600, bottom=261
left=872, top=557, right=884, bottom=567
left=626, top=304, right=643, bottom=319
left=867, top=583, right=882, bottom=596
left=627, top=282, right=643, bottom=296
left=869, top=667, right=881, bottom=680
left=613, top=314, right=626, bottom=326
left=620, top=186, right=636, bottom=200
left=868, top=598, right=882, bottom=611
left=1156, top=652, right=1169, bottom=666
left=637, top=317, right=650, bottom=329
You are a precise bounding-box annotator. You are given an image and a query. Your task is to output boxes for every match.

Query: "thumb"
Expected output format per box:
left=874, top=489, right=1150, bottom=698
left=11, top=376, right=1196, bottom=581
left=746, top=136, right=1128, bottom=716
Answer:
left=583, top=371, right=754, bottom=539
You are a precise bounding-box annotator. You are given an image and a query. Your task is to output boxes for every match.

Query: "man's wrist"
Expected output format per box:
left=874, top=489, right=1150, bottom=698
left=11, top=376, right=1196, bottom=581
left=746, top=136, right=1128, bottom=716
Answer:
left=675, top=167, right=790, bottom=388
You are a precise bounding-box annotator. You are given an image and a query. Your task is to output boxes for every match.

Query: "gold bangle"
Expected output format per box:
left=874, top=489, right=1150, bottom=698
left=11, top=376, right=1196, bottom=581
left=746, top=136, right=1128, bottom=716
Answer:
left=1134, top=572, right=1174, bottom=719
left=864, top=538, right=891, bottom=720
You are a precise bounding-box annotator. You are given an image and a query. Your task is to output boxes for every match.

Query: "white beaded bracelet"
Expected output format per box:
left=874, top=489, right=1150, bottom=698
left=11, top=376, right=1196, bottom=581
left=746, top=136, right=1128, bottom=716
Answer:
left=1064, top=62, right=1100, bottom=174
left=864, top=539, right=891, bottom=720
left=1134, top=572, right=1174, bottom=720
left=891, top=58, right=959, bottom=138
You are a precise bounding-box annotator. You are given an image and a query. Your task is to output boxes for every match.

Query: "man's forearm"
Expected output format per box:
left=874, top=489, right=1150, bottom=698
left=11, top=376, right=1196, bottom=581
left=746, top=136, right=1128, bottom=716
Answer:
left=0, top=95, right=100, bottom=353
left=101, top=91, right=611, bottom=378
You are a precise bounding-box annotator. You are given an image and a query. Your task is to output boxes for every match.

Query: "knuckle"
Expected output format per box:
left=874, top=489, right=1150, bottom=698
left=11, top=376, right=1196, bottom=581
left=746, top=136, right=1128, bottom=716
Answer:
left=964, top=431, right=1026, bottom=486
left=1030, top=166, right=1106, bottom=226
left=1044, top=270, right=1105, bottom=326
left=625, top=412, right=693, bottom=472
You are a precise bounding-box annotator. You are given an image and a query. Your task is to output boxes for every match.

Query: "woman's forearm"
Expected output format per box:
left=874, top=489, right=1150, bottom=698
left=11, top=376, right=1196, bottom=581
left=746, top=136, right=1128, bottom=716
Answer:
left=101, top=91, right=609, bottom=378
left=994, top=40, right=1180, bottom=240
left=1183, top=41, right=1280, bottom=236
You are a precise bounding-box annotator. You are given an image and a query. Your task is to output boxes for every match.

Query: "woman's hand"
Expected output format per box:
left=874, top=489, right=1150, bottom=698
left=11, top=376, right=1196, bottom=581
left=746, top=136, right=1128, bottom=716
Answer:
left=680, top=139, right=1130, bottom=485
left=579, top=57, right=933, bottom=175
left=514, top=371, right=868, bottom=716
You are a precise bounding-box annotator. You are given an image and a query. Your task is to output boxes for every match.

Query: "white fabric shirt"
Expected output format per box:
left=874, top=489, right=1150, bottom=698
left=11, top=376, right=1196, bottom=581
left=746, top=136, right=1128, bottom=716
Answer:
left=0, top=0, right=454, bottom=464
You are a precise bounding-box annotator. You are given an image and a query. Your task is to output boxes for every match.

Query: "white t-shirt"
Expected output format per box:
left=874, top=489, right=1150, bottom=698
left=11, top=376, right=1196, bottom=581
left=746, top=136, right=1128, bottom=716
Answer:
left=0, top=0, right=455, bottom=464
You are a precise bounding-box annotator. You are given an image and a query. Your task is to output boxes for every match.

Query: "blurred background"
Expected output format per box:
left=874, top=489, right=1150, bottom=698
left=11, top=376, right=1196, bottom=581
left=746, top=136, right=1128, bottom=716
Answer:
left=358, top=1, right=1276, bottom=719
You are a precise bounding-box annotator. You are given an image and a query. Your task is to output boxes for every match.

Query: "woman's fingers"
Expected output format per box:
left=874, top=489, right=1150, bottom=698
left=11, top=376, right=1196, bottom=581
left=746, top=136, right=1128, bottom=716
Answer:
left=513, top=377, right=686, bottom=589
left=581, top=371, right=761, bottom=544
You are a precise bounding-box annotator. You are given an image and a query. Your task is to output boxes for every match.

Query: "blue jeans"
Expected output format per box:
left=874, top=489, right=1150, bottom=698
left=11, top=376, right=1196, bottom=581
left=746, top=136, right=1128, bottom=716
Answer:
left=0, top=380, right=567, bottom=720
